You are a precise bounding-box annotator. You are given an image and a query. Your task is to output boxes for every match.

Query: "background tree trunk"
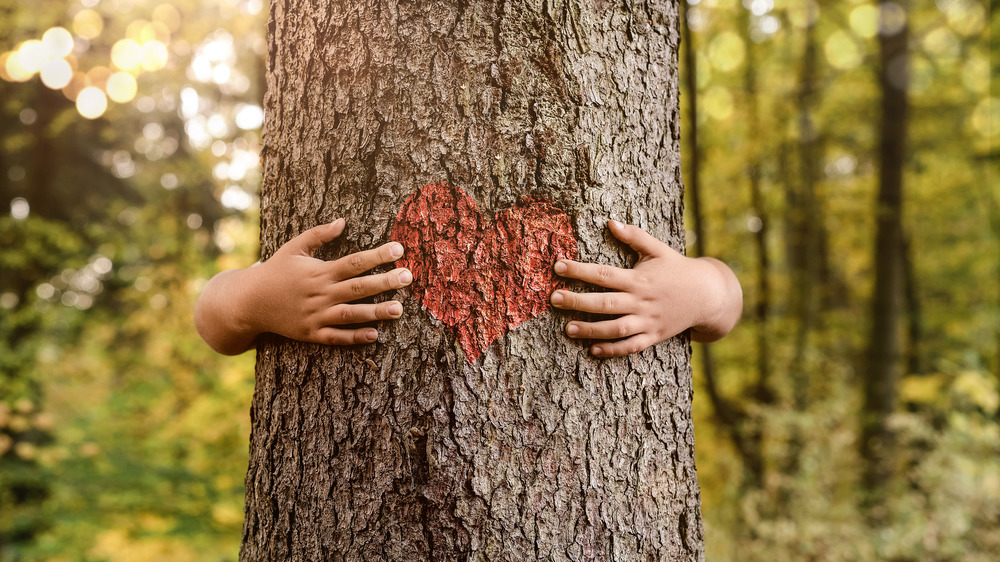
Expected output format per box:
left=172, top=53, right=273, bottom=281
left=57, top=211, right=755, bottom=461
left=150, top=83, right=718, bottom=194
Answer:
left=243, top=1, right=702, bottom=559
left=861, top=0, right=909, bottom=511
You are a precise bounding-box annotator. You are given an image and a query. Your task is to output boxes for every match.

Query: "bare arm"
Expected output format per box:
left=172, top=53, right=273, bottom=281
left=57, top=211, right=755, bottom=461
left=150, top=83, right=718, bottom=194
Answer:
left=550, top=220, right=742, bottom=357
left=194, top=219, right=412, bottom=355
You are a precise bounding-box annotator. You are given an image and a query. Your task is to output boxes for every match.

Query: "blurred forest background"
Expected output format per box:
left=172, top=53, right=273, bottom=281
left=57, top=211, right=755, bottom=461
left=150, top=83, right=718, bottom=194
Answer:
left=0, top=0, right=995, bottom=560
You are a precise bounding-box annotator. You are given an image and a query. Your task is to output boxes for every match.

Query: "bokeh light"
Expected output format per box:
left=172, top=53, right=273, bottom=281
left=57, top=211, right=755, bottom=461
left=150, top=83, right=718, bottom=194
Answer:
left=923, top=27, right=960, bottom=60
left=703, top=86, right=734, bottom=120
left=879, top=2, right=907, bottom=36
left=849, top=5, right=879, bottom=39
left=140, top=41, right=168, bottom=71
left=106, top=71, right=138, bottom=103
left=825, top=31, right=862, bottom=70
left=707, top=31, right=745, bottom=73
left=16, top=40, right=46, bottom=74
left=40, top=58, right=72, bottom=89
left=72, top=9, right=104, bottom=40
left=86, top=66, right=111, bottom=89
left=110, top=39, right=142, bottom=71
left=1, top=51, right=33, bottom=82
left=235, top=104, right=264, bottom=130
left=10, top=197, right=30, bottom=220
left=61, top=71, right=87, bottom=101
left=76, top=86, right=108, bottom=119
left=946, top=0, right=985, bottom=36
left=42, top=27, right=74, bottom=58
left=152, top=4, right=182, bottom=32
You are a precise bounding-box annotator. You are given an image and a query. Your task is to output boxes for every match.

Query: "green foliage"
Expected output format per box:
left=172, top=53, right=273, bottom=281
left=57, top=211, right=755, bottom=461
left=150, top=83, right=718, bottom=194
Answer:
left=686, top=0, right=998, bottom=560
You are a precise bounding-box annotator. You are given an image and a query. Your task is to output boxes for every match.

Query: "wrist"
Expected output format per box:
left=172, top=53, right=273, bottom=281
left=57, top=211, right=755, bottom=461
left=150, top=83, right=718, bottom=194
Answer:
left=230, top=263, right=267, bottom=339
left=690, top=257, right=742, bottom=343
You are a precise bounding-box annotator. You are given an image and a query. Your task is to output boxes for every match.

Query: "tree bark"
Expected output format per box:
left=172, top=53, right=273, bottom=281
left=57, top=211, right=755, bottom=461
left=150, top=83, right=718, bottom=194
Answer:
left=243, top=1, right=702, bottom=560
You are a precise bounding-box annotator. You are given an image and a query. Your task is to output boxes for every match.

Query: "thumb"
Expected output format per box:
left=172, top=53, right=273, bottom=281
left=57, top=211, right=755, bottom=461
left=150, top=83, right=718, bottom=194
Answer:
left=284, top=219, right=346, bottom=256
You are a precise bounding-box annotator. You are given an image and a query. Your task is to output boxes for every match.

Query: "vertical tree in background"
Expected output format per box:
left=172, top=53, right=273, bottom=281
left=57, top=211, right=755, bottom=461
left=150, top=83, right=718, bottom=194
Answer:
left=243, top=0, right=703, bottom=559
left=861, top=0, right=909, bottom=508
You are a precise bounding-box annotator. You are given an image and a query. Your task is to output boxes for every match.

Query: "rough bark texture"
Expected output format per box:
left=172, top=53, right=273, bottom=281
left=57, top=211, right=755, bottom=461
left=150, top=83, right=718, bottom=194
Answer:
left=243, top=1, right=702, bottom=560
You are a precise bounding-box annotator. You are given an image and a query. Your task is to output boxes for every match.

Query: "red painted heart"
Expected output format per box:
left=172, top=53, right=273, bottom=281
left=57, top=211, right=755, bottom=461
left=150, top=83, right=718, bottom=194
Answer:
left=391, top=183, right=578, bottom=362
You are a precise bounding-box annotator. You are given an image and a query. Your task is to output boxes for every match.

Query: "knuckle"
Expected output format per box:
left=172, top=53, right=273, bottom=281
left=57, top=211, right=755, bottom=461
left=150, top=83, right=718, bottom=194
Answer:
left=349, top=279, right=367, bottom=297
left=615, top=321, right=629, bottom=339
left=597, top=265, right=614, bottom=282
left=336, top=306, right=354, bottom=324
left=348, top=254, right=366, bottom=271
left=601, top=294, right=617, bottom=311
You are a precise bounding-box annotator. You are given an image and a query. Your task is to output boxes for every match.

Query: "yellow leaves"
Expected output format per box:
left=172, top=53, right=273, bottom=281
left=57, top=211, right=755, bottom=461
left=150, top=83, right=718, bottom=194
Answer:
left=899, top=373, right=950, bottom=405
left=900, top=370, right=999, bottom=413
left=953, top=371, right=999, bottom=412
left=970, top=97, right=998, bottom=140
left=90, top=526, right=202, bottom=562
left=212, top=502, right=243, bottom=526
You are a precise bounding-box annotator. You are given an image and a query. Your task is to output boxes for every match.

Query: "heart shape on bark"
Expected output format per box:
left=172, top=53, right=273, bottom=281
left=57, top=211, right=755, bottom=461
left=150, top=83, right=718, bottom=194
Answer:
left=391, top=183, right=578, bottom=362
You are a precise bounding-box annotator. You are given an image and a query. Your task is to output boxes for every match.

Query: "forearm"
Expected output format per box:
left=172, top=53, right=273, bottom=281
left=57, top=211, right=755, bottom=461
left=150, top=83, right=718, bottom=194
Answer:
left=689, top=257, right=743, bottom=343
left=194, top=268, right=262, bottom=355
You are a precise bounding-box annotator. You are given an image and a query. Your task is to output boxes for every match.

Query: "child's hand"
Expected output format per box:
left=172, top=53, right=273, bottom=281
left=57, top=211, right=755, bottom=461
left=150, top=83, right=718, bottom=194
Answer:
left=550, top=220, right=742, bottom=357
left=194, top=219, right=412, bottom=355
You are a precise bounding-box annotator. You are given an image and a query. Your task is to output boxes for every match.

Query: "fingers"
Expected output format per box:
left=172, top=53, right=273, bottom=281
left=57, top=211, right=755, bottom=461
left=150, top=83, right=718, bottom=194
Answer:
left=331, top=267, right=413, bottom=301
left=607, top=220, right=667, bottom=258
left=320, top=301, right=404, bottom=326
left=550, top=289, right=634, bottom=315
left=329, top=242, right=406, bottom=282
left=553, top=260, right=632, bottom=291
left=312, top=326, right=380, bottom=346
left=288, top=219, right=346, bottom=255
left=564, top=316, right=640, bottom=341
left=308, top=300, right=406, bottom=345
left=590, top=334, right=657, bottom=358
left=563, top=316, right=654, bottom=356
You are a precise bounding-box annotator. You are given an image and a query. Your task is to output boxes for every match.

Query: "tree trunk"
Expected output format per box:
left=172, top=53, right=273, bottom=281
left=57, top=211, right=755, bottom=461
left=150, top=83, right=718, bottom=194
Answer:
left=243, top=1, right=702, bottom=560
left=861, top=0, right=909, bottom=509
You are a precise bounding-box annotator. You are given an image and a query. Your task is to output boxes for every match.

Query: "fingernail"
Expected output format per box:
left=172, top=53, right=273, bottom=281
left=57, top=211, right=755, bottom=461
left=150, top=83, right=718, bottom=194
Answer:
left=399, top=270, right=412, bottom=284
left=554, top=260, right=567, bottom=274
left=387, top=303, right=403, bottom=317
left=566, top=323, right=579, bottom=336
left=611, top=220, right=624, bottom=230
left=366, top=329, right=378, bottom=341
left=592, top=345, right=603, bottom=356
left=551, top=291, right=564, bottom=306
left=389, top=243, right=404, bottom=258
